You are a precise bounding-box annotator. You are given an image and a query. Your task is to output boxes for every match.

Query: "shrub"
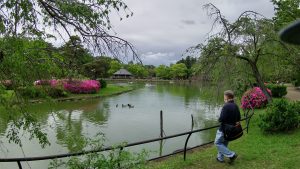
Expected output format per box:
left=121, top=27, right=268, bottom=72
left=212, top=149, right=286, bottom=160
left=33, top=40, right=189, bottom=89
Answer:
left=34, top=80, right=51, bottom=86
left=0, top=80, right=13, bottom=90
left=241, top=87, right=272, bottom=109
left=17, top=86, right=45, bottom=99
left=259, top=99, right=300, bottom=132
left=64, top=80, right=100, bottom=94
left=98, top=79, right=107, bottom=88
left=49, top=134, right=148, bottom=169
left=45, top=86, right=68, bottom=98
left=266, top=84, right=287, bottom=98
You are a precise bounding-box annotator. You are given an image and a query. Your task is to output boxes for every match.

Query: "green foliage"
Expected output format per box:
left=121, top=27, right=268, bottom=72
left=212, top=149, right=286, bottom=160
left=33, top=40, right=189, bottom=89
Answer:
left=99, top=79, right=107, bottom=88
left=0, top=0, right=134, bottom=149
left=0, top=80, right=13, bottom=90
left=127, top=64, right=149, bottom=78
left=17, top=86, right=45, bottom=99
left=144, top=65, right=156, bottom=78
left=84, top=56, right=113, bottom=79
left=176, top=56, right=197, bottom=69
left=170, top=63, right=188, bottom=79
left=272, top=0, right=300, bottom=30
left=0, top=0, right=133, bottom=51
left=192, top=4, right=290, bottom=101
left=59, top=36, right=94, bottom=78
left=148, top=109, right=300, bottom=169
left=45, top=86, right=68, bottom=98
left=266, top=84, right=287, bottom=98
left=108, top=60, right=123, bottom=76
left=259, top=99, right=299, bottom=132
left=272, top=0, right=300, bottom=85
left=176, top=56, right=197, bottom=78
left=17, top=86, right=68, bottom=99
left=155, top=65, right=171, bottom=79
left=49, top=134, right=148, bottom=169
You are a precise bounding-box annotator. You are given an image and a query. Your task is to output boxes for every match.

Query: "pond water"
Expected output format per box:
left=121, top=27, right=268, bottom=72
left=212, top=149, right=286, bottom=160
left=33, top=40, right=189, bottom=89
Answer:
left=0, top=82, right=225, bottom=169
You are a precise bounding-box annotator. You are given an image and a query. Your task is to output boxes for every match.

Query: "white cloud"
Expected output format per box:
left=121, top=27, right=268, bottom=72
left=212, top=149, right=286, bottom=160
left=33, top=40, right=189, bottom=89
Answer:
left=109, top=0, right=275, bottom=65
left=141, top=52, right=178, bottom=66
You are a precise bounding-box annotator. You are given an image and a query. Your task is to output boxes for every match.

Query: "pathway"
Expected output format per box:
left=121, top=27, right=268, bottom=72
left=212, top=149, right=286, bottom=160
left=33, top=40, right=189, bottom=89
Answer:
left=285, top=84, right=300, bottom=101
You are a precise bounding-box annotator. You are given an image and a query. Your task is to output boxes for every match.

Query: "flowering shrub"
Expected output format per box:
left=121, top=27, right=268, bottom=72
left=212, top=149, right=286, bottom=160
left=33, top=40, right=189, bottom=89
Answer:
left=33, top=79, right=100, bottom=95
left=34, top=80, right=51, bottom=86
left=1, top=80, right=13, bottom=90
left=63, top=80, right=100, bottom=94
left=241, top=87, right=272, bottom=109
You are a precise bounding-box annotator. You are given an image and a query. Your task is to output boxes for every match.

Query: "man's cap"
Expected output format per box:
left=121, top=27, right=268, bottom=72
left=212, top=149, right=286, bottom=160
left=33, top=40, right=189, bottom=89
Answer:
left=279, top=20, right=300, bottom=45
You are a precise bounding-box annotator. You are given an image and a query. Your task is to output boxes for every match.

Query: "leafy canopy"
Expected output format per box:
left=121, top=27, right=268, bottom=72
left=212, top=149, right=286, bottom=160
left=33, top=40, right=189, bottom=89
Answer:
left=0, top=0, right=137, bottom=59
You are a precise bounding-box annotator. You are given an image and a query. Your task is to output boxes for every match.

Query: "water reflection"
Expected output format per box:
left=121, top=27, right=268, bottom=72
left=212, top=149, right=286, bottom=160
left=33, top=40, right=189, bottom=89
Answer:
left=0, top=82, right=224, bottom=169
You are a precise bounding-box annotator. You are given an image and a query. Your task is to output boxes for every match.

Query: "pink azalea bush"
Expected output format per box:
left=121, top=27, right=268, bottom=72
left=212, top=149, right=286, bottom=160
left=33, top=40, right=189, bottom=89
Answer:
left=34, top=79, right=101, bottom=94
left=63, top=80, right=100, bottom=94
left=241, top=87, right=272, bottom=109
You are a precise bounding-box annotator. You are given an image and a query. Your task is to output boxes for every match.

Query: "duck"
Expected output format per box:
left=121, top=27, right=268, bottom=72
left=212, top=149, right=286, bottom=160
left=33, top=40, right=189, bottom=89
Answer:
left=128, top=104, right=134, bottom=108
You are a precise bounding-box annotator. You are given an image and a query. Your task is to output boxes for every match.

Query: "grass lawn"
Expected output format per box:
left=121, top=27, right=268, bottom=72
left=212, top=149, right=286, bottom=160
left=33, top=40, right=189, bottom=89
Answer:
left=69, top=84, right=134, bottom=98
left=49, top=84, right=134, bottom=102
left=2, top=84, right=134, bottom=103
left=97, top=84, right=134, bottom=96
left=146, top=109, right=300, bottom=169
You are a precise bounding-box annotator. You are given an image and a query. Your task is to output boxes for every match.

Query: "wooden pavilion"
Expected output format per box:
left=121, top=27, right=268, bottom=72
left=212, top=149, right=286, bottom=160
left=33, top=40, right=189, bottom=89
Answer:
left=112, top=69, right=133, bottom=79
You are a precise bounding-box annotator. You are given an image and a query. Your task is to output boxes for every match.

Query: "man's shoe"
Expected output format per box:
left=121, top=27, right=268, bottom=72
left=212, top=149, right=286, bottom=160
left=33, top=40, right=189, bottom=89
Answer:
left=229, top=154, right=238, bottom=164
left=216, top=158, right=225, bottom=163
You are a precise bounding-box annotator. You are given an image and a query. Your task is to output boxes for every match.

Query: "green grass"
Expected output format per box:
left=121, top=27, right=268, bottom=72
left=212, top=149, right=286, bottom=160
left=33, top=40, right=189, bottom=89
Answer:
left=2, top=84, right=134, bottom=103
left=147, top=109, right=300, bottom=169
left=68, top=84, right=134, bottom=98
left=2, top=90, right=14, bottom=99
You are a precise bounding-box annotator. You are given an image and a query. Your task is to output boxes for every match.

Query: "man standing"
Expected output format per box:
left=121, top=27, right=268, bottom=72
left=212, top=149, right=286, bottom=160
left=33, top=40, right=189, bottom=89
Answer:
left=215, top=90, right=241, bottom=163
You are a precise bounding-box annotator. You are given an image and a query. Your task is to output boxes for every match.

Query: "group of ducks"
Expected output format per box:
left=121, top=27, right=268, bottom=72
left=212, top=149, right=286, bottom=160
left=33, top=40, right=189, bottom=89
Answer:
left=116, top=104, right=134, bottom=108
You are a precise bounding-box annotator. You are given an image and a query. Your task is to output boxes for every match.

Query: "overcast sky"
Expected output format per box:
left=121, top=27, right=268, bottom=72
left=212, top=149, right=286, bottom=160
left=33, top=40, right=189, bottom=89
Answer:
left=109, top=0, right=275, bottom=66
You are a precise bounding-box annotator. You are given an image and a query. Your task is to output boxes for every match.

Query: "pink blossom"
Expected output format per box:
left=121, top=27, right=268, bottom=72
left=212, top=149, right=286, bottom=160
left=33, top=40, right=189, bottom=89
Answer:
left=63, top=80, right=100, bottom=94
left=241, top=87, right=272, bottom=109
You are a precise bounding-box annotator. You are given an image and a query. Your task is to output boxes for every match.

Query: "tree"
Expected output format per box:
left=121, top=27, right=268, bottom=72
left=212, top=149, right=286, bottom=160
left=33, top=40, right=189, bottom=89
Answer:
left=176, top=56, right=197, bottom=78
left=272, top=0, right=300, bottom=86
left=155, top=65, right=171, bottom=79
left=0, top=0, right=135, bottom=147
left=0, top=0, right=137, bottom=59
left=0, top=37, right=63, bottom=147
left=60, top=36, right=93, bottom=78
left=193, top=3, right=287, bottom=102
left=126, top=64, right=148, bottom=78
left=84, top=56, right=113, bottom=79
left=108, top=60, right=122, bottom=76
left=145, top=65, right=156, bottom=78
left=170, top=63, right=188, bottom=79
left=272, top=0, right=300, bottom=30
left=176, top=56, right=197, bottom=69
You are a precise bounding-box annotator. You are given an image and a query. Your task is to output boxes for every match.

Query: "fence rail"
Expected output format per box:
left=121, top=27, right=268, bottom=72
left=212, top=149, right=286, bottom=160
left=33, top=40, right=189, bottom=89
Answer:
left=0, top=107, right=254, bottom=169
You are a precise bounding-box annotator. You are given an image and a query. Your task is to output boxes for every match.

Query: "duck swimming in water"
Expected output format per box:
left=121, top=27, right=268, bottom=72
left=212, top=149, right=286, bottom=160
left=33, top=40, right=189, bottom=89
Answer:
left=128, top=104, right=134, bottom=108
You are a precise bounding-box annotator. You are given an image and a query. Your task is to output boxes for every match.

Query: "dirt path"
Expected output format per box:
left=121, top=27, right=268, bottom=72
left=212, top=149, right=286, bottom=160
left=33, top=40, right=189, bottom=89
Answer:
left=285, top=84, right=300, bottom=101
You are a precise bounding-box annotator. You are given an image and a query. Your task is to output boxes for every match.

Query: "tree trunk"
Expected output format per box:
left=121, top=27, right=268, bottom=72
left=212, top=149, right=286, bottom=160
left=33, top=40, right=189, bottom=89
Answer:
left=249, top=61, right=272, bottom=103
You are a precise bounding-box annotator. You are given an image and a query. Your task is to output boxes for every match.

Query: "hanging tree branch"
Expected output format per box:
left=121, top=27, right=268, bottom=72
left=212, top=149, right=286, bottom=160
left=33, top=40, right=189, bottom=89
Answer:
left=0, top=0, right=140, bottom=62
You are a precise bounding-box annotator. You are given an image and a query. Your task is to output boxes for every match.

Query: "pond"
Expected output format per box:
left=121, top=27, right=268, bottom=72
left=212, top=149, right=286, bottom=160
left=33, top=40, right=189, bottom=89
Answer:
left=0, top=82, right=225, bottom=169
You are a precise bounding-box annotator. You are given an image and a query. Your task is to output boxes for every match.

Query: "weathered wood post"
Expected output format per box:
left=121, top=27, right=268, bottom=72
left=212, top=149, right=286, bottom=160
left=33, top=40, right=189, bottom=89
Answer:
left=159, top=110, right=164, bottom=156
left=191, top=114, right=194, bottom=131
left=160, top=110, right=163, bottom=138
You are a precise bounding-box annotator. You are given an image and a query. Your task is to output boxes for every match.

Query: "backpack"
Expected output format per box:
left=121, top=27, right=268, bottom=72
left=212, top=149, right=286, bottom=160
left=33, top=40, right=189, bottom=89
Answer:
left=223, top=123, right=243, bottom=141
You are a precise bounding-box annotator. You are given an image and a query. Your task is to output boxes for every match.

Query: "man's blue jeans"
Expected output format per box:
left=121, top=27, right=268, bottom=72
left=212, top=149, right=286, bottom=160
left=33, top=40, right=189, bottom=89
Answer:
left=214, top=129, right=235, bottom=161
